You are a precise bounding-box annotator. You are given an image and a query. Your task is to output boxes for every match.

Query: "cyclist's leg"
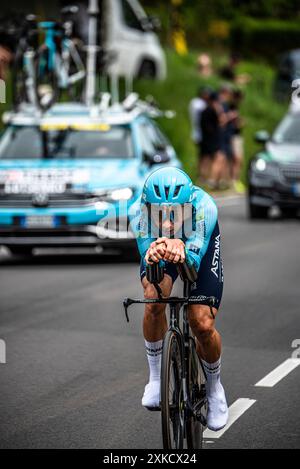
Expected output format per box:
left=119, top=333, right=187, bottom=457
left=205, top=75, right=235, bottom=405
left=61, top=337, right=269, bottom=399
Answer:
left=187, top=222, right=223, bottom=360
left=140, top=260, right=178, bottom=408
left=187, top=222, right=228, bottom=430
left=141, top=259, right=178, bottom=342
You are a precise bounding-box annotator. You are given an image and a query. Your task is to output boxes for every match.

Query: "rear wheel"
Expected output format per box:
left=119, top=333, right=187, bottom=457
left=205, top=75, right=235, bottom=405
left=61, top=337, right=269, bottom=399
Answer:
left=161, top=331, right=184, bottom=449
left=12, top=54, right=29, bottom=109
left=35, top=46, right=60, bottom=110
left=186, top=337, right=207, bottom=449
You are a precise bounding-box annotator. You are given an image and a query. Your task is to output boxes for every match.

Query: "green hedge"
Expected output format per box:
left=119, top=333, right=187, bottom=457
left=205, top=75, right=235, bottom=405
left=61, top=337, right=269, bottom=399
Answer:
left=230, top=17, right=300, bottom=62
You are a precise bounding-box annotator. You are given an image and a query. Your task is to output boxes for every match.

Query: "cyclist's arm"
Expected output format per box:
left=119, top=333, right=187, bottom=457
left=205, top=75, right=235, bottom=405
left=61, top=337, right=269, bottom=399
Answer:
left=128, top=197, right=155, bottom=259
left=185, top=195, right=218, bottom=271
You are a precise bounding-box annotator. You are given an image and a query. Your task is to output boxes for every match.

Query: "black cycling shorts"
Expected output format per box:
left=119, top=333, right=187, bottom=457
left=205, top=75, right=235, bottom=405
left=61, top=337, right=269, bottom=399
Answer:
left=140, top=222, right=224, bottom=309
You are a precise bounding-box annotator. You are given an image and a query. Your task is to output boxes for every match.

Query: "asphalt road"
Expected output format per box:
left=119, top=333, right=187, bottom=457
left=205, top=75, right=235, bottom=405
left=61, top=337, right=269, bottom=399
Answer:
left=0, top=196, right=300, bottom=449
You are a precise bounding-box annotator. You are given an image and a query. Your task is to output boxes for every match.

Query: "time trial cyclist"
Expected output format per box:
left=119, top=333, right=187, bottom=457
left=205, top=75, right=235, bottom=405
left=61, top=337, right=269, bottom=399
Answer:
left=129, top=167, right=228, bottom=431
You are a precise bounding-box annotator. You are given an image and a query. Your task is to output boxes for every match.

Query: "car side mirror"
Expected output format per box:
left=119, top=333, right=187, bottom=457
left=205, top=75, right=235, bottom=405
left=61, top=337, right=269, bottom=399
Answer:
left=143, top=150, right=171, bottom=166
left=141, top=16, right=161, bottom=32
left=255, top=130, right=270, bottom=144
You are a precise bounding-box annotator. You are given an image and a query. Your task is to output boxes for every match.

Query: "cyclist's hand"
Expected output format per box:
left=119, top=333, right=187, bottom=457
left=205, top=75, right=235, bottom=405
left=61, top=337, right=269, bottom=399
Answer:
left=145, top=242, right=166, bottom=264
left=163, top=239, right=185, bottom=264
left=150, top=237, right=168, bottom=248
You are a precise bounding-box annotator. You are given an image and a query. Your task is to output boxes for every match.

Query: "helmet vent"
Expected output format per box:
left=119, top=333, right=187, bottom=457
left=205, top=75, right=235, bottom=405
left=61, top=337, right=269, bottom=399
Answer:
left=174, top=185, right=182, bottom=197
left=154, top=184, right=161, bottom=198
left=165, top=186, right=170, bottom=199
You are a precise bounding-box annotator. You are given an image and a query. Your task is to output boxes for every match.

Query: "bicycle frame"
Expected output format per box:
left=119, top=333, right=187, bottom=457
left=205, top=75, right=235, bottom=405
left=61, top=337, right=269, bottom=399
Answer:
left=23, top=49, right=39, bottom=109
left=39, top=22, right=59, bottom=71
left=123, top=287, right=215, bottom=421
left=38, top=21, right=85, bottom=88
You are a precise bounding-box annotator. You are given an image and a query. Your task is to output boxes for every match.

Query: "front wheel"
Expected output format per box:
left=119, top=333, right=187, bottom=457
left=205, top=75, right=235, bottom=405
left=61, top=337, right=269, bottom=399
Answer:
left=161, top=330, right=184, bottom=449
left=186, top=337, right=207, bottom=449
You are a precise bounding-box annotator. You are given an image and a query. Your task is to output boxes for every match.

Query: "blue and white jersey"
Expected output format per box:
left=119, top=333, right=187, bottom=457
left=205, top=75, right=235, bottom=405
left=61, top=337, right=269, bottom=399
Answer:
left=129, top=186, right=218, bottom=271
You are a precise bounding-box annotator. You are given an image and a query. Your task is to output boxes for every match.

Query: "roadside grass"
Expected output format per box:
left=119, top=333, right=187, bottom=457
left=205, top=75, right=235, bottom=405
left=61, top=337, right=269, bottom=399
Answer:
left=135, top=48, right=288, bottom=184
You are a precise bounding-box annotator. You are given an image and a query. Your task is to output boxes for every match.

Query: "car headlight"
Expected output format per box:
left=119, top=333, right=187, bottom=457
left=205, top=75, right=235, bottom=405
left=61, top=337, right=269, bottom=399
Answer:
left=255, top=159, right=267, bottom=171
left=253, top=159, right=280, bottom=178
left=109, top=188, right=133, bottom=201
left=93, top=187, right=134, bottom=201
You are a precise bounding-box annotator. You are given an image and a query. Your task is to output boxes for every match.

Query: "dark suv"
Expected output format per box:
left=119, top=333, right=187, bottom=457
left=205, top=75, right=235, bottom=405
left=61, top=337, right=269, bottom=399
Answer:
left=248, top=107, right=300, bottom=218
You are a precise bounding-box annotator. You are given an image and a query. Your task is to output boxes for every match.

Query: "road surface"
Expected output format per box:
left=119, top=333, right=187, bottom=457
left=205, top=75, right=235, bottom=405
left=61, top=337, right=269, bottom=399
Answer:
left=0, top=196, right=299, bottom=449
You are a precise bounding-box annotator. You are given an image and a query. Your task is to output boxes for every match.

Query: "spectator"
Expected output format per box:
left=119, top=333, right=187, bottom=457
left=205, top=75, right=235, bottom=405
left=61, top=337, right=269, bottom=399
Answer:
left=0, top=13, right=19, bottom=80
left=219, top=53, right=240, bottom=82
left=200, top=91, right=226, bottom=189
left=189, top=86, right=211, bottom=180
left=219, top=51, right=251, bottom=86
left=218, top=84, right=239, bottom=187
left=197, top=53, right=213, bottom=77
left=230, top=89, right=245, bottom=192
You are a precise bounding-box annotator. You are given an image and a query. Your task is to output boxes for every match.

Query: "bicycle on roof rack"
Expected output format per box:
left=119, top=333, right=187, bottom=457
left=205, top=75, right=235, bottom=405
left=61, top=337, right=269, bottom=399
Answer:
left=35, top=6, right=86, bottom=110
left=123, top=260, right=216, bottom=449
left=10, top=6, right=86, bottom=112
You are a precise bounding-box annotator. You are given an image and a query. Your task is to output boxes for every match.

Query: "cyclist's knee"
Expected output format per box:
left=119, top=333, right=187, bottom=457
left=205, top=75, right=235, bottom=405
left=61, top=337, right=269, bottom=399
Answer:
left=142, top=275, right=173, bottom=299
left=188, top=306, right=216, bottom=340
left=142, top=275, right=173, bottom=316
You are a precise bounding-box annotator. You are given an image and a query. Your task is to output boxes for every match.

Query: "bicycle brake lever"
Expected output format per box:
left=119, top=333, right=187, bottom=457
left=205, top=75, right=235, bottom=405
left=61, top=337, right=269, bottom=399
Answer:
left=123, top=298, right=132, bottom=323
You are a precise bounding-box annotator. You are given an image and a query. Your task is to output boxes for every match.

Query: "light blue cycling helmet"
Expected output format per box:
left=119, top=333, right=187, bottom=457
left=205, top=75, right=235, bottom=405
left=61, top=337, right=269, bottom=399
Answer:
left=142, top=167, right=193, bottom=205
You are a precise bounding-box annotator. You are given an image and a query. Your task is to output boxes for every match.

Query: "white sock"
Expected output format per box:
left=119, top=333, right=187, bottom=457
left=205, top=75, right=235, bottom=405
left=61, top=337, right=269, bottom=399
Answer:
left=202, top=357, right=222, bottom=396
left=145, top=340, right=163, bottom=382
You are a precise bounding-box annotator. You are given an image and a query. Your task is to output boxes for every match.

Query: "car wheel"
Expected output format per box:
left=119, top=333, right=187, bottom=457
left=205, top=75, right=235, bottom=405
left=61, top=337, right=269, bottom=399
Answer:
left=248, top=203, right=269, bottom=219
left=138, top=60, right=156, bottom=79
left=10, top=247, right=33, bottom=257
left=122, top=246, right=140, bottom=263
left=281, top=207, right=299, bottom=218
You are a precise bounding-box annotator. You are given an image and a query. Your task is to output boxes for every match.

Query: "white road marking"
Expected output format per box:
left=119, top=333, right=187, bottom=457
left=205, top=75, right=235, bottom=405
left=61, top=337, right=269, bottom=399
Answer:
left=203, top=398, right=256, bottom=439
left=255, top=358, right=300, bottom=387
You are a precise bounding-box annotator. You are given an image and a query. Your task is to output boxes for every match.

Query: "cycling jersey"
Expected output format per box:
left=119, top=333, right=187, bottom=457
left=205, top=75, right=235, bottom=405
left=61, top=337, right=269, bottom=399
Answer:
left=129, top=185, right=218, bottom=272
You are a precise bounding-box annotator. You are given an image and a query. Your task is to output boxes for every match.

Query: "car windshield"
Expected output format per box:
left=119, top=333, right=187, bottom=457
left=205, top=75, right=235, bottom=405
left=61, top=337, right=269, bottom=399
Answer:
left=272, top=114, right=300, bottom=145
left=0, top=125, right=134, bottom=159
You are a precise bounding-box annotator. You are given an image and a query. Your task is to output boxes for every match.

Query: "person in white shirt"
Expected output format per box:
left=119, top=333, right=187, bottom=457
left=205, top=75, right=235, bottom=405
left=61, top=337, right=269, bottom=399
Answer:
left=189, top=87, right=211, bottom=182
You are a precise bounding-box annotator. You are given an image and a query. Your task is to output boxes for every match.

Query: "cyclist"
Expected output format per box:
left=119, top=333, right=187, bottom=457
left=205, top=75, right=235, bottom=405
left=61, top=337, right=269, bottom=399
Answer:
left=129, top=167, right=228, bottom=431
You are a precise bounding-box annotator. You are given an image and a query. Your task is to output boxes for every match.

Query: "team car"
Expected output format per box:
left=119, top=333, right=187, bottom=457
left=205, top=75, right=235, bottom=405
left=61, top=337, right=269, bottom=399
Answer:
left=248, top=105, right=300, bottom=219
left=0, top=100, right=180, bottom=257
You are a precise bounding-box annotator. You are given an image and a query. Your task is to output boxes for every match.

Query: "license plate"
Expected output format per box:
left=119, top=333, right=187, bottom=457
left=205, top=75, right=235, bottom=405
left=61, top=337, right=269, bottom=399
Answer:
left=22, top=215, right=58, bottom=228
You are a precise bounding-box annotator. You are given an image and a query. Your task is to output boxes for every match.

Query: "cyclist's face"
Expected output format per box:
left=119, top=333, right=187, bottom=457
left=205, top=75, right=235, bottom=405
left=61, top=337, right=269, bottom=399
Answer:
left=148, top=204, right=191, bottom=237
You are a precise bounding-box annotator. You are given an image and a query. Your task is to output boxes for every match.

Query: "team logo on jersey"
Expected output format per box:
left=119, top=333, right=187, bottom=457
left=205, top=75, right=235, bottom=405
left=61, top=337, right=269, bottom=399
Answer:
left=211, top=234, right=221, bottom=278
left=196, top=207, right=204, bottom=222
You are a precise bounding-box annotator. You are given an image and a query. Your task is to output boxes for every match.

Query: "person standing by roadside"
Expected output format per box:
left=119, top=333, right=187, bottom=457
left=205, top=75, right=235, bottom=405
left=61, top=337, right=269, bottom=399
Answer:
left=189, top=87, right=211, bottom=181
left=218, top=84, right=240, bottom=187
left=200, top=91, right=226, bottom=189
left=230, top=89, right=245, bottom=192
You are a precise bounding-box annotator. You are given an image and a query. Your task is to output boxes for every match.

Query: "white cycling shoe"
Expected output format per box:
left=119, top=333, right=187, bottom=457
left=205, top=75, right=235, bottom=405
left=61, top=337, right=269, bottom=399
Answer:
left=206, top=383, right=229, bottom=431
left=142, top=380, right=160, bottom=409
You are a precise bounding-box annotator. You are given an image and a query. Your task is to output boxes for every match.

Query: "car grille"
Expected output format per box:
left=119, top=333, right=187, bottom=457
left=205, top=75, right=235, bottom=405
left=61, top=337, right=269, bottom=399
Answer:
left=0, top=193, right=100, bottom=208
left=280, top=164, right=300, bottom=182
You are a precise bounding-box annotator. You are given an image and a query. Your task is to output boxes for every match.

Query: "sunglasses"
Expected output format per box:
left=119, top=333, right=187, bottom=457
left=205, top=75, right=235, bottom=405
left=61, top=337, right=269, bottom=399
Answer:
left=146, top=203, right=192, bottom=223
